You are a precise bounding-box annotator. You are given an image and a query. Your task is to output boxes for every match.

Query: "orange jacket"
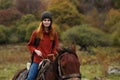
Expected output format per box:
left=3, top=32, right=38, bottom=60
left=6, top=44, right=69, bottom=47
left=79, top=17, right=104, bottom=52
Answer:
left=27, top=30, right=59, bottom=64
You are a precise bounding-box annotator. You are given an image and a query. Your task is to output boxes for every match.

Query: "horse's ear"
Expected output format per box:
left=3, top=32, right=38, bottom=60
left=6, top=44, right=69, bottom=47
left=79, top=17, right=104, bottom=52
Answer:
left=71, top=42, right=76, bottom=53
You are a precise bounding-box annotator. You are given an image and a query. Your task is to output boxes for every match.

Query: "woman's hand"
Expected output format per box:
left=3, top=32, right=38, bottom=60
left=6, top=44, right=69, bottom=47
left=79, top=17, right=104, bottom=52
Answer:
left=34, top=49, right=42, bottom=56
left=47, top=54, right=56, bottom=61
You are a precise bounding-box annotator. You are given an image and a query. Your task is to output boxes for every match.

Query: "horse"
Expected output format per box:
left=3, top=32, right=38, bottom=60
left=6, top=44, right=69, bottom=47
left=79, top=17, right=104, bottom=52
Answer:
left=12, top=43, right=81, bottom=80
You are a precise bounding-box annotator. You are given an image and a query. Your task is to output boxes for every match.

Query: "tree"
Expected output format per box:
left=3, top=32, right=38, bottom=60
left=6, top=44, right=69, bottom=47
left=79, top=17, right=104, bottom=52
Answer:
left=94, top=0, right=114, bottom=12
left=104, top=9, right=120, bottom=33
left=0, top=7, right=22, bottom=25
left=25, top=21, right=39, bottom=41
left=0, top=0, right=13, bottom=9
left=0, top=25, right=6, bottom=44
left=112, top=23, right=120, bottom=46
left=14, top=0, right=40, bottom=14
left=113, top=0, right=120, bottom=9
left=61, top=24, right=111, bottom=50
left=48, top=0, right=83, bottom=29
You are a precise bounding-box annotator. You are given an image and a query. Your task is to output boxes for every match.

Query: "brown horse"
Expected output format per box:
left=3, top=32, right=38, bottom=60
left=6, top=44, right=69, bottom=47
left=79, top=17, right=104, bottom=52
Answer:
left=13, top=43, right=81, bottom=80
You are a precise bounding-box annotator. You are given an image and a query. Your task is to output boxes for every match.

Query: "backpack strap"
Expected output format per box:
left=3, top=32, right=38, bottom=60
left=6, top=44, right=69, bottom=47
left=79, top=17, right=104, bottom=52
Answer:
left=31, top=38, right=40, bottom=64
left=34, top=38, right=40, bottom=48
left=52, top=31, right=57, bottom=50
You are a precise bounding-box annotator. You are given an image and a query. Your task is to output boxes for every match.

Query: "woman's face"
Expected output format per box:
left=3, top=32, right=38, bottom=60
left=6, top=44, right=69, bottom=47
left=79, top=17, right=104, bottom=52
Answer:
left=42, top=18, right=51, bottom=28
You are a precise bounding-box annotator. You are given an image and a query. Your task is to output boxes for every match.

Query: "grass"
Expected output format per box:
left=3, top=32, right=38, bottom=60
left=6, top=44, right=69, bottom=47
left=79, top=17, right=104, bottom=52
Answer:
left=77, top=47, right=120, bottom=80
left=80, top=64, right=120, bottom=80
left=0, top=63, right=25, bottom=80
left=0, top=43, right=30, bottom=80
left=0, top=43, right=120, bottom=80
left=80, top=64, right=102, bottom=79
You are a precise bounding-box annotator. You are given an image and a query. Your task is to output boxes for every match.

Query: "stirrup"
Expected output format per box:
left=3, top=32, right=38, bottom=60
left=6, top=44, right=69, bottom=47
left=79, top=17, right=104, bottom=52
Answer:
left=26, top=62, right=31, bottom=70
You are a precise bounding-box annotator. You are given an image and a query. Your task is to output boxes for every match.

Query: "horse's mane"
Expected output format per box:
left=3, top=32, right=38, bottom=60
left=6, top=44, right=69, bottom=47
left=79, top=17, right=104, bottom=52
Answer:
left=52, top=47, right=77, bottom=79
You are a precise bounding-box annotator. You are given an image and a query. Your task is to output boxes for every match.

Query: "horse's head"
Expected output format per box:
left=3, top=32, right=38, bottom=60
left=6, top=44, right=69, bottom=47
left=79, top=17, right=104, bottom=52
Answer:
left=54, top=42, right=81, bottom=80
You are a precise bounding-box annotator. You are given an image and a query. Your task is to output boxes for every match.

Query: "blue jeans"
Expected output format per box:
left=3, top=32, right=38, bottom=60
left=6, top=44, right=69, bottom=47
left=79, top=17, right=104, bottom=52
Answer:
left=27, top=62, right=39, bottom=80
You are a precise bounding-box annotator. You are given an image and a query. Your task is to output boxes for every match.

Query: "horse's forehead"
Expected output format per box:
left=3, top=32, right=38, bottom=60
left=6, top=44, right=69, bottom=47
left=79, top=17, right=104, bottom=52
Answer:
left=60, top=52, right=80, bottom=70
left=61, top=52, right=77, bottom=62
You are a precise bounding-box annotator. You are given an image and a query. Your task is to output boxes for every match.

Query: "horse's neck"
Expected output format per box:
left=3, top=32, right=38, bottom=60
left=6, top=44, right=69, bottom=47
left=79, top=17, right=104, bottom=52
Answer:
left=45, top=64, right=57, bottom=80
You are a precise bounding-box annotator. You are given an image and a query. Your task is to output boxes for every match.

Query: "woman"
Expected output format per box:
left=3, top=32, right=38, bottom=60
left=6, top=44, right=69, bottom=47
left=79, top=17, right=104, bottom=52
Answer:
left=27, top=11, right=59, bottom=80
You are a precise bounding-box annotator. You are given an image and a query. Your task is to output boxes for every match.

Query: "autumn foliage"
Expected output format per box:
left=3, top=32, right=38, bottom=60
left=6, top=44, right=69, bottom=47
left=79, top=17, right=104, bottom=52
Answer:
left=0, top=7, right=22, bottom=25
left=0, top=0, right=120, bottom=46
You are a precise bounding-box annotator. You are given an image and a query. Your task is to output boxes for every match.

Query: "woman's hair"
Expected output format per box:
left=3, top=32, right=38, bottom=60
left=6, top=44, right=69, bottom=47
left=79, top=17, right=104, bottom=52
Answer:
left=36, top=22, right=55, bottom=40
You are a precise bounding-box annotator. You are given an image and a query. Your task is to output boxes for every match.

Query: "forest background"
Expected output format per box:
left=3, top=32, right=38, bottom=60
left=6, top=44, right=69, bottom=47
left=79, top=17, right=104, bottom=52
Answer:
left=0, top=0, right=120, bottom=80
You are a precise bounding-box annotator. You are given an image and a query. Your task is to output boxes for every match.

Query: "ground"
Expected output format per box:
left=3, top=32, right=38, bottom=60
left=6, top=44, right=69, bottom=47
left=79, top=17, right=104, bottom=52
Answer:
left=0, top=43, right=119, bottom=80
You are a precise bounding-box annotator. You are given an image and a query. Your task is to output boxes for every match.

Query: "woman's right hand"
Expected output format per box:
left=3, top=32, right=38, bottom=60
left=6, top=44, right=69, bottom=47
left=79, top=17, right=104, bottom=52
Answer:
left=34, top=49, right=42, bottom=56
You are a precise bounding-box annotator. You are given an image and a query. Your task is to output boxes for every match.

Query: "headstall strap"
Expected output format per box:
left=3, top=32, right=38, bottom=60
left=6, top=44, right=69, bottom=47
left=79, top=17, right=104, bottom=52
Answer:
left=61, top=73, right=81, bottom=79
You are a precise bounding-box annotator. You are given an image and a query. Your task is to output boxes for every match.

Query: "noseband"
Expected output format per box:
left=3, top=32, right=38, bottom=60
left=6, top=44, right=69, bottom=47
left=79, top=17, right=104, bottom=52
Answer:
left=57, top=53, right=81, bottom=80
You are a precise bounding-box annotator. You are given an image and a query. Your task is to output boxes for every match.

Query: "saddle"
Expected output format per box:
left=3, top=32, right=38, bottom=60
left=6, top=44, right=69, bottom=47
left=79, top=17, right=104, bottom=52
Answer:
left=36, top=59, right=51, bottom=80
left=27, top=59, right=52, bottom=80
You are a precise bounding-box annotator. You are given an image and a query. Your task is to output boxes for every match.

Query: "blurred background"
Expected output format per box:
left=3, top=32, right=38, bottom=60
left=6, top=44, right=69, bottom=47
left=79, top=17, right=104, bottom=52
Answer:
left=0, top=0, right=120, bottom=80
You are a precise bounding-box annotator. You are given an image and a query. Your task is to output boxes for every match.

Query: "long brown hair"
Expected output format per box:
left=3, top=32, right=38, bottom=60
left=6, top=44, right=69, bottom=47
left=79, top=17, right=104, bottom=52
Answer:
left=36, top=22, right=55, bottom=40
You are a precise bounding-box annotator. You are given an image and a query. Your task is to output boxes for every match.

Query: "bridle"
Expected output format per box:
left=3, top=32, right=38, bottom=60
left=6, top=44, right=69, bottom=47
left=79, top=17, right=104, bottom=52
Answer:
left=57, top=53, right=81, bottom=80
